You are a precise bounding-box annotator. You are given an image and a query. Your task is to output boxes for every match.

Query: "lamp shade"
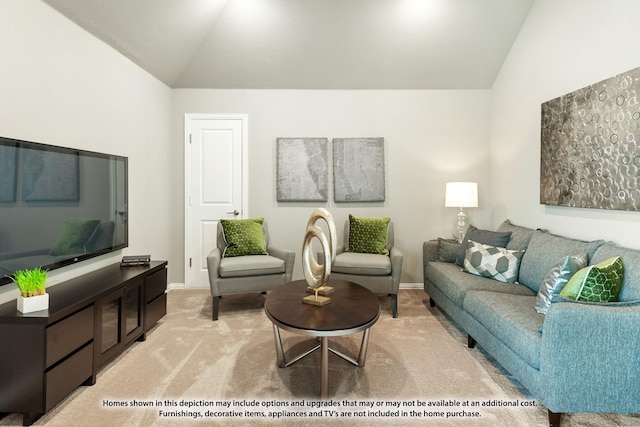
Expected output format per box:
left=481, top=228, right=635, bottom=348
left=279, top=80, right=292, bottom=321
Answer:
left=445, top=182, right=478, bottom=208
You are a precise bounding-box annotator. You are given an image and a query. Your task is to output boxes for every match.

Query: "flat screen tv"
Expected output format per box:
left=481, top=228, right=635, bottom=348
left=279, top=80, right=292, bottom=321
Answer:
left=0, top=136, right=128, bottom=287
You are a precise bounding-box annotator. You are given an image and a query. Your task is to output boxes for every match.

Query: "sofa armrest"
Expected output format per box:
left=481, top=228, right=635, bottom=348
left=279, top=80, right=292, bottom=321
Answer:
left=423, top=240, right=439, bottom=264
left=539, top=301, right=640, bottom=413
left=267, top=246, right=295, bottom=282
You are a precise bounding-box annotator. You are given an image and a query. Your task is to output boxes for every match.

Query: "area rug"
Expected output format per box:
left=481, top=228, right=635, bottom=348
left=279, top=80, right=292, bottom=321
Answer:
left=2, top=289, right=638, bottom=426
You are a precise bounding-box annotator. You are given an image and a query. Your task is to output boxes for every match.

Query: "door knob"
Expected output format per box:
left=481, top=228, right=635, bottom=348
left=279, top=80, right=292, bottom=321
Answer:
left=227, top=210, right=240, bottom=216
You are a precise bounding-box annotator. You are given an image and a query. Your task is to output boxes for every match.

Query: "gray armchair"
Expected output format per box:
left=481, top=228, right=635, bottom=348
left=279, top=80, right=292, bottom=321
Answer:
left=206, top=220, right=295, bottom=320
left=329, top=220, right=403, bottom=318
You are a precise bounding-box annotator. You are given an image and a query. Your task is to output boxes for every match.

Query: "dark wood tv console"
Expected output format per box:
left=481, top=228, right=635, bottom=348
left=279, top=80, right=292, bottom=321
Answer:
left=0, top=261, right=168, bottom=426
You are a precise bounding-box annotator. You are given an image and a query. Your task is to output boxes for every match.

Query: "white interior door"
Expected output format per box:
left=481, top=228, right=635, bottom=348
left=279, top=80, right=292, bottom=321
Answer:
left=185, top=114, right=247, bottom=288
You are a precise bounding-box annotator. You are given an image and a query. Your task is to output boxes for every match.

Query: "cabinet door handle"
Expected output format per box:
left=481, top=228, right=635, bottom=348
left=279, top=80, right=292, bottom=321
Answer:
left=226, top=210, right=240, bottom=216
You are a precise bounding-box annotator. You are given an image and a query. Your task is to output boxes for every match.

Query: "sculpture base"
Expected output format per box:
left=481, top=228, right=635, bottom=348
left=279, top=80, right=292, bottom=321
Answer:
left=302, top=294, right=331, bottom=306
left=306, top=286, right=334, bottom=296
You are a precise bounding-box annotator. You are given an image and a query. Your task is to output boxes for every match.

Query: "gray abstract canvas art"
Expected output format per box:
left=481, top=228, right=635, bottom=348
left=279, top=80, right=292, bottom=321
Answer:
left=333, top=137, right=385, bottom=202
left=276, top=137, right=328, bottom=202
left=540, top=67, right=640, bottom=211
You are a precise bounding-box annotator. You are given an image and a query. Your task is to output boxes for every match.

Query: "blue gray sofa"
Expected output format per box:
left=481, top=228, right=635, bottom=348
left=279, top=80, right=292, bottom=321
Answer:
left=423, top=220, right=640, bottom=427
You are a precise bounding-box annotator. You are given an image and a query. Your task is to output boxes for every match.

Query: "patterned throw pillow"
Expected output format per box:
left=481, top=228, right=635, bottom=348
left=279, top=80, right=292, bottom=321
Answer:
left=535, top=254, right=588, bottom=314
left=463, top=240, right=525, bottom=284
left=560, top=256, right=624, bottom=302
left=220, top=218, right=268, bottom=258
left=346, top=214, right=390, bottom=255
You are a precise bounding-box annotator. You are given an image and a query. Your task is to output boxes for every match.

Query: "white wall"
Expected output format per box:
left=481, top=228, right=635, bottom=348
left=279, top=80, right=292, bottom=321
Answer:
left=490, top=0, right=640, bottom=247
left=0, top=0, right=174, bottom=304
left=173, top=89, right=492, bottom=284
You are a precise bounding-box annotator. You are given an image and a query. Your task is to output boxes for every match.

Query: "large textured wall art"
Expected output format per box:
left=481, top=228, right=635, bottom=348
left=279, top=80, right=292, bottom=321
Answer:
left=333, top=137, right=385, bottom=202
left=276, top=137, right=328, bottom=202
left=540, top=67, right=640, bottom=210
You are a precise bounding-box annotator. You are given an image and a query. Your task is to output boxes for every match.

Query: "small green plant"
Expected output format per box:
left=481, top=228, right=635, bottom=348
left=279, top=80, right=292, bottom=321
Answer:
left=9, top=267, right=48, bottom=297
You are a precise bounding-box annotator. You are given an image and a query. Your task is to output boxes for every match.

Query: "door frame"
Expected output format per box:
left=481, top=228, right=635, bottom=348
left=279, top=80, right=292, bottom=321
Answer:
left=184, top=113, right=249, bottom=288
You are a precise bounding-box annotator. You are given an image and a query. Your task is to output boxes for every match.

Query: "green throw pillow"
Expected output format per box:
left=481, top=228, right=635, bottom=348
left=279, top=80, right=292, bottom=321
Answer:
left=346, top=214, right=390, bottom=255
left=220, top=218, right=268, bottom=258
left=49, top=219, right=101, bottom=256
left=560, top=256, right=624, bottom=302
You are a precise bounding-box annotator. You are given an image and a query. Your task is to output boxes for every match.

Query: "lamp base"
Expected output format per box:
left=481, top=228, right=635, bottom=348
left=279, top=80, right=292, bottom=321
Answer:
left=455, top=209, right=467, bottom=244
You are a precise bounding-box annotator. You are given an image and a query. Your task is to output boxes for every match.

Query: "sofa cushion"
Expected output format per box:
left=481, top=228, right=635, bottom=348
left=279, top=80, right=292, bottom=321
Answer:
left=496, top=219, right=537, bottom=251
left=463, top=291, right=544, bottom=369
left=346, top=214, right=391, bottom=255
left=560, top=257, right=624, bottom=302
left=535, top=254, right=588, bottom=314
left=333, top=252, right=391, bottom=276
left=518, top=231, right=605, bottom=293
left=221, top=218, right=268, bottom=258
left=591, top=243, right=640, bottom=301
left=219, top=255, right=284, bottom=278
left=426, top=261, right=535, bottom=306
left=455, top=224, right=512, bottom=266
left=463, top=240, right=525, bottom=284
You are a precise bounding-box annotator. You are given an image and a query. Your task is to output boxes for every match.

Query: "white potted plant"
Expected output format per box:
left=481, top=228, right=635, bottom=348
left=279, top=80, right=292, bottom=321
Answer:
left=9, top=267, right=49, bottom=313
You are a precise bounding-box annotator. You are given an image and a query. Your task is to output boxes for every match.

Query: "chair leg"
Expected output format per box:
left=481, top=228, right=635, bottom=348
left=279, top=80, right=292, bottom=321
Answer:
left=429, top=297, right=435, bottom=308
left=212, top=296, right=220, bottom=321
left=389, top=293, right=398, bottom=318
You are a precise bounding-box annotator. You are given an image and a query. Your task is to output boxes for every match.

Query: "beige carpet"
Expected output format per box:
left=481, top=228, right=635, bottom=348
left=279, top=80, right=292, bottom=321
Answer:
left=2, top=289, right=638, bottom=426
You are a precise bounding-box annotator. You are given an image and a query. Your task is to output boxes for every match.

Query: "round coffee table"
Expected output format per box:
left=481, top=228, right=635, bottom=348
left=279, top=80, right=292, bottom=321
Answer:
left=264, top=279, right=380, bottom=398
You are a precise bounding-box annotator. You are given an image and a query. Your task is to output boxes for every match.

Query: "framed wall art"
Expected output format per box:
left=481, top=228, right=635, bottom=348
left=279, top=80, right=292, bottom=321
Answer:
left=540, top=67, right=640, bottom=211
left=276, top=137, right=328, bottom=202
left=333, top=137, right=385, bottom=202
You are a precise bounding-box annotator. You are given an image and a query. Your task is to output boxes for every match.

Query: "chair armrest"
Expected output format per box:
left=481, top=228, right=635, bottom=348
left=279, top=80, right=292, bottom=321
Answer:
left=267, top=246, right=295, bottom=282
left=389, top=246, right=404, bottom=291
left=206, top=247, right=222, bottom=295
left=539, top=301, right=640, bottom=413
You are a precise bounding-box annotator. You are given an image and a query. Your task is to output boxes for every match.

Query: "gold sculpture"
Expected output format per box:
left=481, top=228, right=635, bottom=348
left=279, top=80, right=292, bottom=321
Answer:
left=302, top=208, right=336, bottom=306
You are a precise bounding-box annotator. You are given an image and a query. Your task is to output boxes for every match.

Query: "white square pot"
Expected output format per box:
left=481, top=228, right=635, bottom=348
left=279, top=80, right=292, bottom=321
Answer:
left=17, top=293, right=49, bottom=313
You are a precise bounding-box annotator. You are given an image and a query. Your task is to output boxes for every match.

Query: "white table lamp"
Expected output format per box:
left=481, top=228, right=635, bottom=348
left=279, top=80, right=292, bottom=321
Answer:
left=445, top=182, right=478, bottom=243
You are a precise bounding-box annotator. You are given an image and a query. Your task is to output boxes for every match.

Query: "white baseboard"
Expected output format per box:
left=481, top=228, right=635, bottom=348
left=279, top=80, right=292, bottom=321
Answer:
left=400, top=282, right=423, bottom=290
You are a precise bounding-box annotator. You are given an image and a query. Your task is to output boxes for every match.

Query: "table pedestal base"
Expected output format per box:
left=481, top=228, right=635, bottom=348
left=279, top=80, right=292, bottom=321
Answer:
left=272, top=325, right=372, bottom=398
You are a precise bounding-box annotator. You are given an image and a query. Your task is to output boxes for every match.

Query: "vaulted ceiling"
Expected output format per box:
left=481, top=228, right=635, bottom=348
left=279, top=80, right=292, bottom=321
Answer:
left=43, top=0, right=534, bottom=89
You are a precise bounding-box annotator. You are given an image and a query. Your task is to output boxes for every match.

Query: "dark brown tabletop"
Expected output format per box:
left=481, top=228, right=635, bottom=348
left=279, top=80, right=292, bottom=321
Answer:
left=264, top=279, right=380, bottom=335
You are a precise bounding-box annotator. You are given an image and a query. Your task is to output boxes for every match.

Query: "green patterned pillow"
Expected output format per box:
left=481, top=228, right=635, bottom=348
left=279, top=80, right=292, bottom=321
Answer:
left=346, top=214, right=390, bottom=255
left=463, top=240, right=525, bottom=284
left=220, top=218, right=268, bottom=258
left=560, top=256, right=624, bottom=302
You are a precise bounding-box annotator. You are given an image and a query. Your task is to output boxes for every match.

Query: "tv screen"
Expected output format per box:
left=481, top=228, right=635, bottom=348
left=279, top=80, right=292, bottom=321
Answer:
left=0, top=136, right=128, bottom=287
